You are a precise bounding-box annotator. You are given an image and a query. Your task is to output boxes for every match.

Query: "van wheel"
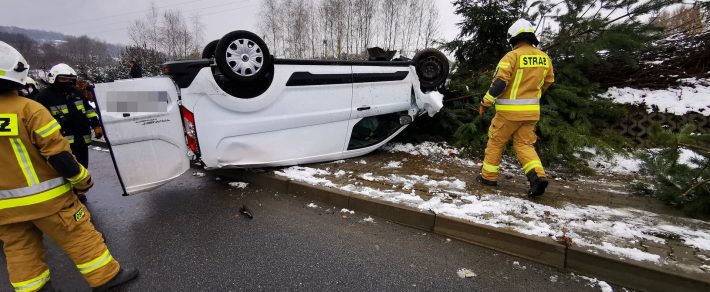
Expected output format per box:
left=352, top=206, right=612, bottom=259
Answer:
left=202, top=39, right=219, bottom=59
left=413, top=48, right=449, bottom=91
left=215, top=31, right=272, bottom=82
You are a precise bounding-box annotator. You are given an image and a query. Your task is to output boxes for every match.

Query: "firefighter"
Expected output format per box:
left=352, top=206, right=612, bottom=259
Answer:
left=476, top=19, right=555, bottom=197
left=20, top=77, right=39, bottom=100
left=35, top=64, right=102, bottom=169
left=0, top=41, right=138, bottom=291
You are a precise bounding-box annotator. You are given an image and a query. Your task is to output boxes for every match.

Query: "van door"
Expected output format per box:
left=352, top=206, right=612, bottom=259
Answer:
left=94, top=77, right=190, bottom=195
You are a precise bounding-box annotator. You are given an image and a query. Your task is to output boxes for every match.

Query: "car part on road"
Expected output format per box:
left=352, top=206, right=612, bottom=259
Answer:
left=215, top=30, right=272, bottom=83
left=239, top=205, right=253, bottom=219
left=413, top=48, right=449, bottom=92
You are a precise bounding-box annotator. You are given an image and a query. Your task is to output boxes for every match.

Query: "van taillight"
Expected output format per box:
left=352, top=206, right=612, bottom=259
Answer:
left=179, top=106, right=200, bottom=155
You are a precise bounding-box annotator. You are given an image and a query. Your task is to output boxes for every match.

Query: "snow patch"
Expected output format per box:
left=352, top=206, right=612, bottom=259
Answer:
left=192, top=172, right=206, bottom=177
left=90, top=146, right=110, bottom=152
left=340, top=208, right=355, bottom=214
left=678, top=148, right=702, bottom=168
left=273, top=153, right=710, bottom=268
left=577, top=275, right=614, bottom=292
left=456, top=268, right=477, bottom=278
left=275, top=166, right=336, bottom=187
left=384, top=161, right=403, bottom=169
left=603, top=78, right=710, bottom=116
left=582, top=148, right=642, bottom=174
left=228, top=182, right=249, bottom=189
left=362, top=216, right=375, bottom=223
left=307, top=203, right=319, bottom=208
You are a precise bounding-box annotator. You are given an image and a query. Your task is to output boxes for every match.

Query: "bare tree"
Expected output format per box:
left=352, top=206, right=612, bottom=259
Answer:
left=257, top=0, right=439, bottom=59
left=423, top=1, right=440, bottom=49
left=126, top=5, right=203, bottom=60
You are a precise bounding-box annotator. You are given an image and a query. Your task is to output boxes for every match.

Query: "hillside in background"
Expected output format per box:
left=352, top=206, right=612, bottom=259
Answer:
left=0, top=25, right=67, bottom=43
left=0, top=25, right=123, bottom=57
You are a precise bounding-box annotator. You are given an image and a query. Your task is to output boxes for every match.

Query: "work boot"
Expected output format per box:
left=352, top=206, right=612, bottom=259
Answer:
left=527, top=172, right=548, bottom=197
left=93, top=268, right=139, bottom=292
left=476, top=174, right=497, bottom=186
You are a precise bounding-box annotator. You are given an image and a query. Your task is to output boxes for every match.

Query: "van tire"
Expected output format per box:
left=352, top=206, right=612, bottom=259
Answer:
left=413, top=48, right=449, bottom=91
left=215, top=31, right=272, bottom=82
left=202, top=39, right=219, bottom=59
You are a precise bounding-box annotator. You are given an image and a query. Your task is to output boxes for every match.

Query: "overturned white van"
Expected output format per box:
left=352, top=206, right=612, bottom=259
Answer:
left=94, top=30, right=449, bottom=195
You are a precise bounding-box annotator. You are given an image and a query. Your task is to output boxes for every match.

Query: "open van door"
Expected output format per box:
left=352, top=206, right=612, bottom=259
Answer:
left=94, top=77, right=190, bottom=195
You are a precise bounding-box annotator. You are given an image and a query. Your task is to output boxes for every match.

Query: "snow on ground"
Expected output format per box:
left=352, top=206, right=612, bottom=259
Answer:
left=456, top=268, right=477, bottom=278
left=275, top=164, right=710, bottom=265
left=307, top=203, right=319, bottom=208
left=90, top=146, right=110, bottom=152
left=602, top=78, right=710, bottom=116
left=192, top=172, right=206, bottom=177
left=273, top=141, right=710, bottom=270
left=362, top=216, right=375, bottom=223
left=384, top=142, right=479, bottom=168
left=228, top=182, right=249, bottom=189
left=274, top=166, right=336, bottom=187
left=383, top=161, right=403, bottom=169
left=679, top=148, right=703, bottom=168
left=575, top=274, right=614, bottom=292
left=581, top=148, right=642, bottom=175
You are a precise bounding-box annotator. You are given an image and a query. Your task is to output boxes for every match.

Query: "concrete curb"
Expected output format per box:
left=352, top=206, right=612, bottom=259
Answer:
left=434, top=215, right=566, bottom=269
left=217, top=171, right=710, bottom=292
left=566, top=247, right=709, bottom=292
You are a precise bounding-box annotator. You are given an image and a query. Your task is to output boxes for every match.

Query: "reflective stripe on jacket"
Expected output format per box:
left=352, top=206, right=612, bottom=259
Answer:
left=483, top=43, right=555, bottom=121
left=0, top=93, right=74, bottom=225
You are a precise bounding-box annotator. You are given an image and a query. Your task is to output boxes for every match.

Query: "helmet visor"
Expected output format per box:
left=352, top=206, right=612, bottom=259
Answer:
left=56, top=75, right=78, bottom=83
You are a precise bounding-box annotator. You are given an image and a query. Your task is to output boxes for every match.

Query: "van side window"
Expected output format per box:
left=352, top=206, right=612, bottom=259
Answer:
left=348, top=112, right=405, bottom=150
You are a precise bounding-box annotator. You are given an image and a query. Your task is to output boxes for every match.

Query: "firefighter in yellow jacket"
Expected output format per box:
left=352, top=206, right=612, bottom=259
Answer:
left=477, top=19, right=554, bottom=197
left=0, top=42, right=138, bottom=291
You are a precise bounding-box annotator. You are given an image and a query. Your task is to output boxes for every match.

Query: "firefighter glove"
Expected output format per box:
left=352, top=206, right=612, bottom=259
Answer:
left=479, top=105, right=487, bottom=117
left=73, top=175, right=94, bottom=195
left=93, top=127, right=103, bottom=139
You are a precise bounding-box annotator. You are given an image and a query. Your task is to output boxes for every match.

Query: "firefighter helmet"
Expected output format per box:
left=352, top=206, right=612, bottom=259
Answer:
left=0, top=41, right=30, bottom=86
left=47, top=63, right=78, bottom=84
left=507, top=19, right=539, bottom=46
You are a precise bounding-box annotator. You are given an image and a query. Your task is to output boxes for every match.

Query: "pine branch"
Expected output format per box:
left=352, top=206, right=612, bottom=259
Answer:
left=680, top=179, right=710, bottom=198
left=678, top=143, right=710, bottom=155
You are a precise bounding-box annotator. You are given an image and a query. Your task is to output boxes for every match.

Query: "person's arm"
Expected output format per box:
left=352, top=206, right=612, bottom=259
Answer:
left=27, top=106, right=93, bottom=192
left=81, top=91, right=103, bottom=139
left=542, top=58, right=555, bottom=93
left=481, top=52, right=516, bottom=108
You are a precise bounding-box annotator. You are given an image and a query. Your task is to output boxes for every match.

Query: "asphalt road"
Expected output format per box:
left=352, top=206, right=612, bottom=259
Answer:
left=0, top=149, right=608, bottom=291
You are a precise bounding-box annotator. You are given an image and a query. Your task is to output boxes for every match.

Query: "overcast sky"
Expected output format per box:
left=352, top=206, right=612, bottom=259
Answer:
left=1, top=0, right=462, bottom=46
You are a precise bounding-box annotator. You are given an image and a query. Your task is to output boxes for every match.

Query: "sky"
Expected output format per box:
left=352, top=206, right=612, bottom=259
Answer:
left=1, top=0, right=462, bottom=47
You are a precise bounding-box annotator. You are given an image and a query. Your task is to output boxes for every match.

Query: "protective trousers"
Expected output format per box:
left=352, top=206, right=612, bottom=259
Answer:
left=0, top=197, right=119, bottom=291
left=481, top=115, right=545, bottom=181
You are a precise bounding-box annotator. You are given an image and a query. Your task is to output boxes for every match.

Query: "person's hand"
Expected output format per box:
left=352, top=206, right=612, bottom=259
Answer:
left=479, top=105, right=487, bottom=117
left=73, top=176, right=93, bottom=195
left=93, top=127, right=103, bottom=139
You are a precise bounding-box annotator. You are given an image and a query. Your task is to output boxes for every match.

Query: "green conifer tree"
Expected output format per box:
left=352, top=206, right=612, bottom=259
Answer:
left=437, top=0, right=677, bottom=170
left=639, top=124, right=710, bottom=216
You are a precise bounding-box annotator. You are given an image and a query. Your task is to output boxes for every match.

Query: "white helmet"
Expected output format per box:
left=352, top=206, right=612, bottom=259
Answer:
left=0, top=41, right=30, bottom=86
left=507, top=19, right=538, bottom=45
left=25, top=77, right=37, bottom=86
left=47, top=63, right=77, bottom=84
